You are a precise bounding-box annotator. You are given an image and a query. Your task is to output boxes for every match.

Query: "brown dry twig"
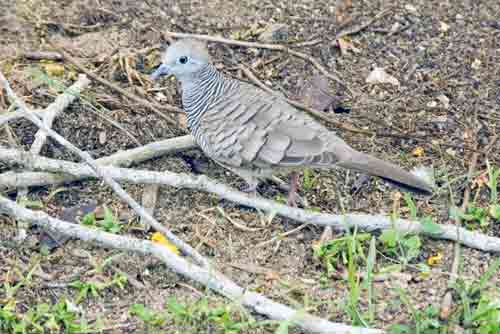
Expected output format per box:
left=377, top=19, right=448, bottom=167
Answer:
left=239, top=64, right=377, bottom=135
left=336, top=7, right=393, bottom=39
left=47, top=39, right=181, bottom=127
left=163, top=31, right=350, bottom=94
left=239, top=64, right=482, bottom=153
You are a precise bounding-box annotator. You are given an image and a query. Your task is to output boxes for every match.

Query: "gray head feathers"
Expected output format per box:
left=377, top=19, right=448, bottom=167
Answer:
left=163, top=39, right=210, bottom=64
left=152, top=39, right=211, bottom=81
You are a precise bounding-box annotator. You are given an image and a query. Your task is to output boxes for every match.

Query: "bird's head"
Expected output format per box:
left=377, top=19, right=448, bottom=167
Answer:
left=151, top=39, right=210, bottom=83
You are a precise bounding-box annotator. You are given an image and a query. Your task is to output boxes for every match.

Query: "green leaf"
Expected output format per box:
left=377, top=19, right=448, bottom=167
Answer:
left=403, top=193, right=418, bottom=220
left=388, top=324, right=411, bottom=333
left=403, top=235, right=421, bottom=251
left=379, top=229, right=398, bottom=248
left=489, top=204, right=500, bottom=220
left=81, top=212, right=96, bottom=226
left=101, top=207, right=122, bottom=233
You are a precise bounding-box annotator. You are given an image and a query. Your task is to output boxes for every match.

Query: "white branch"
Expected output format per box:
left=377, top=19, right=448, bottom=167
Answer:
left=30, top=74, right=91, bottom=155
left=0, top=195, right=384, bottom=334
left=0, top=71, right=206, bottom=267
left=0, top=135, right=197, bottom=190
left=2, top=148, right=500, bottom=253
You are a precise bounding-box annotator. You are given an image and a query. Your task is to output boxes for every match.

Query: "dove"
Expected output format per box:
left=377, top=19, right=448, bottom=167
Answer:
left=152, top=39, right=432, bottom=205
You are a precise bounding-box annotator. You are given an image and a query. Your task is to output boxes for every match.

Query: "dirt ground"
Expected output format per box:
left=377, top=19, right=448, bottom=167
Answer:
left=1, top=0, right=499, bottom=333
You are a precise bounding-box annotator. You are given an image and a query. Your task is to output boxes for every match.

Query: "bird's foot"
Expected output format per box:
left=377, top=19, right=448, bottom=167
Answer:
left=287, top=171, right=300, bottom=207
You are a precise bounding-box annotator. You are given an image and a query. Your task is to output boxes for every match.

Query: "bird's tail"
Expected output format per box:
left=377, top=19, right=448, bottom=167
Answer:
left=337, top=150, right=432, bottom=194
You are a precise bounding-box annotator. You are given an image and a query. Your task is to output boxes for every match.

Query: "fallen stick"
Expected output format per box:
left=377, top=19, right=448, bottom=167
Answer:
left=23, top=51, right=64, bottom=61
left=336, top=7, right=393, bottom=39
left=0, top=70, right=207, bottom=267
left=163, top=31, right=349, bottom=93
left=15, top=74, right=91, bottom=204
left=2, top=148, right=500, bottom=253
left=30, top=74, right=91, bottom=155
left=0, top=109, right=47, bottom=127
left=0, top=135, right=196, bottom=191
left=0, top=195, right=384, bottom=334
left=239, top=64, right=483, bottom=152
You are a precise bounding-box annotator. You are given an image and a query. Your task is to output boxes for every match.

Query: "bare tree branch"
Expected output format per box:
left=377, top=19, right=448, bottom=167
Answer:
left=2, top=147, right=500, bottom=254
left=163, top=31, right=349, bottom=93
left=0, top=135, right=196, bottom=191
left=0, top=195, right=385, bottom=334
left=30, top=74, right=91, bottom=155
left=0, top=70, right=207, bottom=267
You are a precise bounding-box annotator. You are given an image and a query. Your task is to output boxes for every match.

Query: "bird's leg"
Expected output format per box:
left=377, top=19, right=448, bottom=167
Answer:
left=287, top=171, right=300, bottom=207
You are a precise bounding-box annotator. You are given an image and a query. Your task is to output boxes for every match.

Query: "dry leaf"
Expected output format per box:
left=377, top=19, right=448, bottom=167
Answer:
left=264, top=271, right=280, bottom=281
left=177, top=113, right=188, bottom=129
left=365, top=67, right=400, bottom=86
left=297, top=74, right=341, bottom=111
left=439, top=21, right=450, bottom=32
left=472, top=172, right=488, bottom=188
left=471, top=58, right=482, bottom=70
left=337, top=37, right=361, bottom=55
left=412, top=147, right=425, bottom=157
left=437, top=94, right=450, bottom=109
left=427, top=252, right=443, bottom=266
left=151, top=232, right=180, bottom=255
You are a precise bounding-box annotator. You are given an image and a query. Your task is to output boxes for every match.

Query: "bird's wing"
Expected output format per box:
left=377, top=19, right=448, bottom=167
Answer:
left=199, top=82, right=350, bottom=169
left=199, top=82, right=432, bottom=194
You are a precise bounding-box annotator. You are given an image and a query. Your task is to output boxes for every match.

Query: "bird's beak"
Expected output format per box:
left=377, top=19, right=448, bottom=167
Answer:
left=150, top=64, right=170, bottom=80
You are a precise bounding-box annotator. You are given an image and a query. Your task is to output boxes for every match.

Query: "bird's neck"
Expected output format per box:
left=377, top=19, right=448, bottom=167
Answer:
left=181, top=64, right=237, bottom=133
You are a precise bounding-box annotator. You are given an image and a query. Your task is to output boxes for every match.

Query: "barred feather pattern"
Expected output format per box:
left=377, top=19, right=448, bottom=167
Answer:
left=182, top=64, right=238, bottom=154
left=180, top=63, right=432, bottom=193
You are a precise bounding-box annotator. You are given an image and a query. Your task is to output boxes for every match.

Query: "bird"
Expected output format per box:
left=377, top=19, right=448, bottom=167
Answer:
left=151, top=39, right=432, bottom=205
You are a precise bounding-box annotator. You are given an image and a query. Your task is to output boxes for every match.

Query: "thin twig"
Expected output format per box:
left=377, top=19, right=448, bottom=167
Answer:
left=216, top=207, right=263, bottom=232
left=440, top=133, right=498, bottom=319
left=163, top=31, right=349, bottom=93
left=0, top=135, right=197, bottom=191
left=2, top=148, right=500, bottom=253
left=256, top=223, right=310, bottom=247
left=16, top=74, right=91, bottom=240
left=30, top=74, right=91, bottom=155
left=0, top=70, right=207, bottom=267
left=336, top=7, right=393, bottom=39
left=48, top=40, right=181, bottom=127
left=0, top=195, right=384, bottom=334
left=23, top=51, right=64, bottom=61
left=239, top=64, right=371, bottom=135
left=239, top=64, right=483, bottom=152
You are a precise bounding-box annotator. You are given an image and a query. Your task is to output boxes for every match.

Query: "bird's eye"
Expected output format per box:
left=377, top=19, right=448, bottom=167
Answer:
left=179, top=56, right=188, bottom=64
